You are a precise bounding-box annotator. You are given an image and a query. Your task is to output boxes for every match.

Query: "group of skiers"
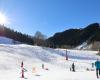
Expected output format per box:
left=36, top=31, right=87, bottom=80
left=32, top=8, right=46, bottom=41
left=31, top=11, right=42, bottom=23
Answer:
left=70, top=59, right=100, bottom=79
left=20, top=59, right=100, bottom=79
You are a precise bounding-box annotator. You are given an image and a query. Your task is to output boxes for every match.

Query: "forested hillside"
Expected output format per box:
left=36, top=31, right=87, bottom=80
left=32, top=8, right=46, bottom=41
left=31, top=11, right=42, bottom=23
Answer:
left=47, top=23, right=100, bottom=48
left=0, top=25, right=34, bottom=45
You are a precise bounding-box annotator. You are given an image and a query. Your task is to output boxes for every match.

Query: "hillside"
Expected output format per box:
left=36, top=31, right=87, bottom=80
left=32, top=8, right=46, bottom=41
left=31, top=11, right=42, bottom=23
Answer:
left=0, top=25, right=34, bottom=45
left=0, top=44, right=99, bottom=80
left=47, top=23, right=100, bottom=49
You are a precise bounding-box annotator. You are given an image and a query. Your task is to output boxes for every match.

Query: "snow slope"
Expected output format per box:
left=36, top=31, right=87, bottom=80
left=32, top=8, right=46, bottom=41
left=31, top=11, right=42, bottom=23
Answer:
left=76, top=42, right=92, bottom=50
left=0, top=36, right=20, bottom=44
left=0, top=44, right=100, bottom=80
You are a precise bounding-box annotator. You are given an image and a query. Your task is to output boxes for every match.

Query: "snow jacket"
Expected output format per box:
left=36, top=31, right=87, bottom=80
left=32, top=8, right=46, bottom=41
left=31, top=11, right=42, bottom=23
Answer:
left=95, top=61, right=100, bottom=69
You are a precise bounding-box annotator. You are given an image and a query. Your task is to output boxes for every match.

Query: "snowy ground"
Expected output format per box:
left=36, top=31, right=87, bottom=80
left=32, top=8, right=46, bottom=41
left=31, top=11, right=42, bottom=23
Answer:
left=0, top=44, right=100, bottom=80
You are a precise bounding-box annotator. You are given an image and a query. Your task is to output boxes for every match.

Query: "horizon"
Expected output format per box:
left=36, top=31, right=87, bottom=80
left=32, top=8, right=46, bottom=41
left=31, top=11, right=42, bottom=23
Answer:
left=0, top=0, right=100, bottom=37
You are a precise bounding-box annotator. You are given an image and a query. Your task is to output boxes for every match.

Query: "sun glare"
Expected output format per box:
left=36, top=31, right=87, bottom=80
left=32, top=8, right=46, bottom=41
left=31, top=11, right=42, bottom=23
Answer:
left=0, top=12, right=8, bottom=25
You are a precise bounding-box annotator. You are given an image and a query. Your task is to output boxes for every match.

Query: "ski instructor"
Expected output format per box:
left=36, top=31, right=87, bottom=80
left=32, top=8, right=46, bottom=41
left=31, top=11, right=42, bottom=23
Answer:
left=95, top=59, right=100, bottom=78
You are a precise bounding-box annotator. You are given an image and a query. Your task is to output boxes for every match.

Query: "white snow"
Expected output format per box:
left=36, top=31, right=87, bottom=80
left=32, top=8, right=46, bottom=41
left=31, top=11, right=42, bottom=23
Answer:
left=0, top=44, right=100, bottom=80
left=0, top=36, right=20, bottom=44
left=75, top=42, right=93, bottom=50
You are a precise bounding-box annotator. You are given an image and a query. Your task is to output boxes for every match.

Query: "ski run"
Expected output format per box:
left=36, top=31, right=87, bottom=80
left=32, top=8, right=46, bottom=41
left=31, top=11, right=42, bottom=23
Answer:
left=0, top=44, right=100, bottom=80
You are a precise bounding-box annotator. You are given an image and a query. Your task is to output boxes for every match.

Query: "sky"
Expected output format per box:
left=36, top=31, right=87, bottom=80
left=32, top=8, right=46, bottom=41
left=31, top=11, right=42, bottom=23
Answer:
left=0, top=0, right=100, bottom=37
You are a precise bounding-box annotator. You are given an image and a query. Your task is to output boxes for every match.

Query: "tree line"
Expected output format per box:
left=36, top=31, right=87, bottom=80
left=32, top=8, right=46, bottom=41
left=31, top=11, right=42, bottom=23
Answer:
left=0, top=25, right=34, bottom=45
left=0, top=25, right=47, bottom=46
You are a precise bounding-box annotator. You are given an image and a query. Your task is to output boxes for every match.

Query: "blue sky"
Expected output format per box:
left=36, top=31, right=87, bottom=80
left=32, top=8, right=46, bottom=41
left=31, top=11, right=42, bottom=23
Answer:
left=0, top=0, right=100, bottom=37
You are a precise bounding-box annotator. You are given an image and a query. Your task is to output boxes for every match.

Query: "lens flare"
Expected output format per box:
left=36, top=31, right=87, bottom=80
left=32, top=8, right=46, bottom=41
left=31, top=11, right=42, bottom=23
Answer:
left=0, top=12, right=8, bottom=25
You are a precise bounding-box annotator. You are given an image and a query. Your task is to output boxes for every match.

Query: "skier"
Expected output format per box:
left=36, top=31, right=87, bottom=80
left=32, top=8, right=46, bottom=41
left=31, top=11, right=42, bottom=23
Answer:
left=92, top=62, right=94, bottom=68
left=72, top=62, right=75, bottom=72
left=95, top=59, right=100, bottom=78
left=42, top=64, right=44, bottom=69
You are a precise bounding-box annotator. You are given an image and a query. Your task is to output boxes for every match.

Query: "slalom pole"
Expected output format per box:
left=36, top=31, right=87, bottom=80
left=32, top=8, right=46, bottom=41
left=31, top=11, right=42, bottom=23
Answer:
left=21, top=61, right=23, bottom=68
left=21, top=61, right=24, bottom=78
left=21, top=68, right=24, bottom=78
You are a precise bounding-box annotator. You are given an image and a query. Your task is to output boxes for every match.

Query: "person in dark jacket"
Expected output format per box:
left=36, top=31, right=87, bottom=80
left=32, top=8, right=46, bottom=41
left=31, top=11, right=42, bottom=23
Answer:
left=95, top=59, right=100, bottom=78
left=72, top=62, right=75, bottom=72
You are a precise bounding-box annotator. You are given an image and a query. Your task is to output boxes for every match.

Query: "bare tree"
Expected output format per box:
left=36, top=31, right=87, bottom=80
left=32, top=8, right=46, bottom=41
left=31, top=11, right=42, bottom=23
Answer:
left=33, top=31, right=47, bottom=46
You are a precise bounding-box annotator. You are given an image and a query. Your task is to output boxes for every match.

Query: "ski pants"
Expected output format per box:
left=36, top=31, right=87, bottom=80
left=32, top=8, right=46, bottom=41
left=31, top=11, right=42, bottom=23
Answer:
left=96, top=68, right=100, bottom=78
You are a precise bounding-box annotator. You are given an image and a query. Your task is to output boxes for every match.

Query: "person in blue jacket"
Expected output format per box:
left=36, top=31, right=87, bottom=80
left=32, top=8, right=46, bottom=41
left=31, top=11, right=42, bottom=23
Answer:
left=95, top=59, right=100, bottom=78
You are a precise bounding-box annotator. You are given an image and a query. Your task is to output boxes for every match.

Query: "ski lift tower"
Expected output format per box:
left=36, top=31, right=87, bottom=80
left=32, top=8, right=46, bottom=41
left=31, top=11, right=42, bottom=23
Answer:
left=66, top=49, right=68, bottom=60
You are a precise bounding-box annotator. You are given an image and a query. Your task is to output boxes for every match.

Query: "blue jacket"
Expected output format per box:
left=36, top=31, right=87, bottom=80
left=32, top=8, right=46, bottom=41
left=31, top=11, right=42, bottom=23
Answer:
left=95, top=61, right=100, bottom=69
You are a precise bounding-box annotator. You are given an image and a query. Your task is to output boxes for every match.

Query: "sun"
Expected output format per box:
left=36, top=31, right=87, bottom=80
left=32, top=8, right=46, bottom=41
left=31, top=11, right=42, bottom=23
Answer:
left=0, top=12, right=8, bottom=25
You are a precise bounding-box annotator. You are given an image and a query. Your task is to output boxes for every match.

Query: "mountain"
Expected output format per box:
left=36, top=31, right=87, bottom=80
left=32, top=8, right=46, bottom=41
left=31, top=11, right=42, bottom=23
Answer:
left=47, top=23, right=100, bottom=49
